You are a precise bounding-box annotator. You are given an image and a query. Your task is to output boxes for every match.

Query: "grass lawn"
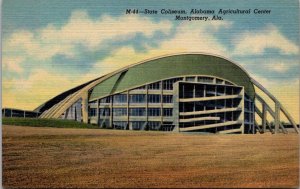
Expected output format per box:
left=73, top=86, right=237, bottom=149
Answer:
left=2, top=125, right=299, bottom=188
left=2, top=117, right=99, bottom=129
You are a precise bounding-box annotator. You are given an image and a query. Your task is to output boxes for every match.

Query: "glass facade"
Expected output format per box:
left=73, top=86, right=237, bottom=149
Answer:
left=130, top=94, right=146, bottom=103
left=130, top=108, right=146, bottom=116
left=113, top=94, right=127, bottom=103
left=88, top=108, right=96, bottom=117
left=148, top=82, right=160, bottom=90
left=113, top=121, right=127, bottom=130
left=131, top=121, right=145, bottom=130
left=148, top=94, right=161, bottom=103
left=113, top=108, right=127, bottom=116
left=148, top=121, right=160, bottom=130
left=88, top=75, right=254, bottom=133
left=163, top=95, right=173, bottom=103
left=163, top=108, right=173, bottom=117
left=148, top=108, right=161, bottom=116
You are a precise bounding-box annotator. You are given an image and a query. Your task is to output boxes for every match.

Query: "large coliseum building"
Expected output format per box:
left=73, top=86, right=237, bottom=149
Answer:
left=4, top=53, right=299, bottom=134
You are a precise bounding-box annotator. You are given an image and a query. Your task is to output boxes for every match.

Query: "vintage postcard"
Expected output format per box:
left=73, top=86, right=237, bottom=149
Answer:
left=2, top=0, right=299, bottom=188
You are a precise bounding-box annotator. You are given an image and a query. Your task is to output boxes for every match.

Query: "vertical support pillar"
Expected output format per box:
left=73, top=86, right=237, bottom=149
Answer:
left=262, top=103, right=267, bottom=133
left=82, top=92, right=89, bottom=123
left=96, top=99, right=99, bottom=126
left=275, top=103, right=280, bottom=134
left=252, top=101, right=255, bottom=134
left=145, top=85, right=149, bottom=130
left=110, top=96, right=113, bottom=129
left=193, top=84, right=196, bottom=127
left=173, top=82, right=180, bottom=132
left=240, top=88, right=245, bottom=134
left=214, top=85, right=217, bottom=110
left=127, top=91, right=131, bottom=130
left=160, top=81, right=163, bottom=126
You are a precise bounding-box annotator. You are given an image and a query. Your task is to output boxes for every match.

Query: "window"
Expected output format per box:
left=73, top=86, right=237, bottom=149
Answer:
left=134, top=85, right=146, bottom=90
left=186, top=77, right=195, bottom=82
left=148, top=121, right=160, bottom=130
left=113, top=94, right=127, bottom=103
left=206, top=85, right=215, bottom=97
left=216, top=99, right=225, bottom=109
left=99, top=119, right=110, bottom=128
left=130, top=94, right=146, bottom=103
left=198, top=77, right=214, bottom=83
left=148, top=82, right=160, bottom=90
left=225, top=81, right=233, bottom=85
left=89, top=100, right=97, bottom=106
left=148, top=108, right=161, bottom=116
left=148, top=94, right=161, bottom=103
left=130, top=108, right=146, bottom=116
left=225, top=86, right=233, bottom=95
left=195, top=85, right=204, bottom=97
left=113, top=108, right=127, bottom=116
left=100, top=97, right=111, bottom=104
left=113, top=121, right=127, bottom=130
left=131, top=121, right=145, bottom=130
left=163, top=78, right=183, bottom=90
left=233, top=98, right=241, bottom=107
left=163, top=80, right=171, bottom=90
left=163, top=108, right=173, bottom=116
left=245, top=112, right=250, bottom=122
left=216, top=85, right=225, bottom=96
left=88, top=108, right=96, bottom=116
left=163, top=95, right=173, bottom=103
left=225, top=99, right=233, bottom=108
left=184, top=85, right=194, bottom=98
left=216, top=79, right=223, bottom=84
left=99, top=108, right=110, bottom=117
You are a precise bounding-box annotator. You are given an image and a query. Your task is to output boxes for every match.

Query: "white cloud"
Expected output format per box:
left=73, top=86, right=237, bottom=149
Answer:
left=161, top=21, right=232, bottom=55
left=3, top=10, right=173, bottom=75
left=2, top=56, right=24, bottom=73
left=239, top=58, right=299, bottom=74
left=263, top=62, right=298, bottom=73
left=232, top=24, right=299, bottom=55
left=2, top=69, right=83, bottom=110
left=94, top=20, right=233, bottom=72
left=39, top=10, right=172, bottom=49
left=3, top=30, right=74, bottom=61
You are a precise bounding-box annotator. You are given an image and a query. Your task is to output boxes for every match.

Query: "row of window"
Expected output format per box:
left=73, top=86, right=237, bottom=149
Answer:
left=112, top=121, right=163, bottom=130
left=109, top=121, right=168, bottom=130
left=112, top=121, right=146, bottom=130
left=179, top=98, right=241, bottom=112
left=90, top=108, right=173, bottom=117
left=98, top=94, right=173, bottom=104
left=96, top=76, right=233, bottom=104
left=179, top=83, right=242, bottom=98
left=244, top=101, right=254, bottom=111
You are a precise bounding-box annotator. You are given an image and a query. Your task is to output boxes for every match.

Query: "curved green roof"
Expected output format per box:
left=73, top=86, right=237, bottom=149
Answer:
left=89, top=54, right=255, bottom=101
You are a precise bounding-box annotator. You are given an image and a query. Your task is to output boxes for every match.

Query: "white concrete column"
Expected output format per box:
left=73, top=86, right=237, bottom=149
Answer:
left=82, top=93, right=89, bottom=123
left=96, top=99, right=99, bottom=126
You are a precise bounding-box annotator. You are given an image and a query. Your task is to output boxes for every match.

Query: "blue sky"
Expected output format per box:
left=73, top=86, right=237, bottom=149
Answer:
left=2, top=0, right=299, bottom=121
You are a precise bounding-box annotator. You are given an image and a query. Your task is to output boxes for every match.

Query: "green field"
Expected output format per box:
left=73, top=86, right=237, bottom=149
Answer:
left=2, top=117, right=98, bottom=129
left=2, top=125, right=299, bottom=188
